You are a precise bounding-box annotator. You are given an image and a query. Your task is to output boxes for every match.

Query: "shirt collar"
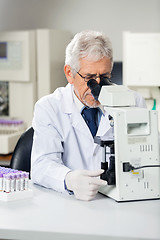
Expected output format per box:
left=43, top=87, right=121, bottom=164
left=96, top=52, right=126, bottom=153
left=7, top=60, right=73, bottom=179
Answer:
left=72, top=88, right=105, bottom=115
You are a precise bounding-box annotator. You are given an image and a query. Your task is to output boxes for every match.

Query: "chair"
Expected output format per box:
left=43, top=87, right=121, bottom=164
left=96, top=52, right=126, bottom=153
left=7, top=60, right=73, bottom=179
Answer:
left=10, top=127, right=34, bottom=176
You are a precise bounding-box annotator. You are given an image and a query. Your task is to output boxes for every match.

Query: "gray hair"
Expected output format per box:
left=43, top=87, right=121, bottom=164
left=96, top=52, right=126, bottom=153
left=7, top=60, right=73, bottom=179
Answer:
left=65, top=30, right=113, bottom=75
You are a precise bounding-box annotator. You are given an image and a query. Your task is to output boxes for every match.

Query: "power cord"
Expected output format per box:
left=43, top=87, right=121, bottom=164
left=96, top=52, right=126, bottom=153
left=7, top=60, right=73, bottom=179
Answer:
left=123, top=162, right=160, bottom=172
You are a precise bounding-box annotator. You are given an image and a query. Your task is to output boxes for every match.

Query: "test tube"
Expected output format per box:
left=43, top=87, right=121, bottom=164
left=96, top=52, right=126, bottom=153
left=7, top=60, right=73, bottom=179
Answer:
left=0, top=173, right=3, bottom=191
left=10, top=174, right=16, bottom=192
left=24, top=172, right=29, bottom=190
left=4, top=174, right=11, bottom=193
left=15, top=173, right=20, bottom=191
left=20, top=172, right=25, bottom=191
left=3, top=172, right=7, bottom=191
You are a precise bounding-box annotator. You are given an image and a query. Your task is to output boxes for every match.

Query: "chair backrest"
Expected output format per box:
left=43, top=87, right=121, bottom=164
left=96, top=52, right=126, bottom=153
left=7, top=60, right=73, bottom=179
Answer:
left=10, top=127, right=34, bottom=175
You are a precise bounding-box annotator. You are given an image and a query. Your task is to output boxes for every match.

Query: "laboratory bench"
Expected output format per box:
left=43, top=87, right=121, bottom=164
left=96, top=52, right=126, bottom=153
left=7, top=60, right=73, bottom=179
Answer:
left=0, top=182, right=160, bottom=240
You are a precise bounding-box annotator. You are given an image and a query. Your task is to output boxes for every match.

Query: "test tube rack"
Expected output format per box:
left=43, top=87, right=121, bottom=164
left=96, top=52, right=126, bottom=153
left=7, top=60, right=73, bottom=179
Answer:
left=0, top=167, right=33, bottom=201
left=0, top=189, right=33, bottom=202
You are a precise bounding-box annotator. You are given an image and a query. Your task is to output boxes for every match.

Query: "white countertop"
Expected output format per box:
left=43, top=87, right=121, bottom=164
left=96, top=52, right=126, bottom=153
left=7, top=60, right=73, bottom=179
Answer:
left=0, top=182, right=160, bottom=240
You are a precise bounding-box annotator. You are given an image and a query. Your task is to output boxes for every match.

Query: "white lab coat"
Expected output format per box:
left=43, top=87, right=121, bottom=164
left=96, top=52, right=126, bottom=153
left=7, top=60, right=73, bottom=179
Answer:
left=31, top=83, right=146, bottom=193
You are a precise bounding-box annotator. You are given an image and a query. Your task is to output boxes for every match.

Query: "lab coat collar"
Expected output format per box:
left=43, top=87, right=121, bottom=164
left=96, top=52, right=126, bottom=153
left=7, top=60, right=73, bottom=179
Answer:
left=71, top=105, right=94, bottom=140
left=93, top=108, right=111, bottom=152
left=61, top=83, right=105, bottom=114
left=61, top=83, right=74, bottom=114
left=61, top=83, right=111, bottom=142
left=61, top=84, right=93, bottom=140
left=96, top=108, right=111, bottom=137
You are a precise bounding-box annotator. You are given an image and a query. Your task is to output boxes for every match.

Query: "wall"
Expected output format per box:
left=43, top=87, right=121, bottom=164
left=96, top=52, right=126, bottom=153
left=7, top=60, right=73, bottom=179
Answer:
left=0, top=0, right=160, bottom=60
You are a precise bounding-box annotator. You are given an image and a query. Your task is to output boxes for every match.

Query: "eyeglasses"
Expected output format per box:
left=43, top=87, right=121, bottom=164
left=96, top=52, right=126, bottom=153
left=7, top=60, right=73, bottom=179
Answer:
left=76, top=71, right=113, bottom=83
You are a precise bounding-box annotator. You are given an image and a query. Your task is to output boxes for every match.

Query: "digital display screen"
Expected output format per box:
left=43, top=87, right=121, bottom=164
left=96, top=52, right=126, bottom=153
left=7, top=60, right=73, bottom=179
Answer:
left=0, top=42, right=7, bottom=58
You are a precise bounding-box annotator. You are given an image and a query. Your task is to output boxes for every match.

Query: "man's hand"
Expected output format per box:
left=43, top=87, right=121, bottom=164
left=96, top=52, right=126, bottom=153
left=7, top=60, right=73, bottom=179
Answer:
left=65, top=169, right=107, bottom=201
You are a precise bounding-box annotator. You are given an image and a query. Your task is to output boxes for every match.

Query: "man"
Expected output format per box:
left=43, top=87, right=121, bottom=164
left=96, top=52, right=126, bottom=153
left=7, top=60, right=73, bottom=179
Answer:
left=31, top=30, right=146, bottom=201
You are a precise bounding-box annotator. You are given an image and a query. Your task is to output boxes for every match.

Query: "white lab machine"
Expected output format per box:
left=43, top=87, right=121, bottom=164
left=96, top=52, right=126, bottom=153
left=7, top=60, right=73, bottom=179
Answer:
left=0, top=29, right=71, bottom=154
left=123, top=31, right=160, bottom=131
left=94, top=85, right=160, bottom=202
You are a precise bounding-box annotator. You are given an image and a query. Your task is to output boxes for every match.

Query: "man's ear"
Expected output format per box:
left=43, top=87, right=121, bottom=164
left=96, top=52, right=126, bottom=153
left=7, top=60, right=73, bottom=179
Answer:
left=64, top=65, right=74, bottom=84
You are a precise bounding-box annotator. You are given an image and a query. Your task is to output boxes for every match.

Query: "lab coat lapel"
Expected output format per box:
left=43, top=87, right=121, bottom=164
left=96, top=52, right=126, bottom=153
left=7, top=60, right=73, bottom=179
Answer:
left=61, top=84, right=93, bottom=140
left=71, top=107, right=94, bottom=140
left=61, top=84, right=73, bottom=114
left=96, top=109, right=111, bottom=137
left=93, top=109, right=111, bottom=152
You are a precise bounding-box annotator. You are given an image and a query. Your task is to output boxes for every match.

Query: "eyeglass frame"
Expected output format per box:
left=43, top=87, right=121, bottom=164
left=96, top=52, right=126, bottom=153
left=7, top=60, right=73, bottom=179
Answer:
left=76, top=71, right=113, bottom=83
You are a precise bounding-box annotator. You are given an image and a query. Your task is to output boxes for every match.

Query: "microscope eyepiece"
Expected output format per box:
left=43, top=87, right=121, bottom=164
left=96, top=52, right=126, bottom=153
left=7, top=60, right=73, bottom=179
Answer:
left=87, top=79, right=101, bottom=101
left=87, top=78, right=113, bottom=101
left=99, top=77, right=113, bottom=87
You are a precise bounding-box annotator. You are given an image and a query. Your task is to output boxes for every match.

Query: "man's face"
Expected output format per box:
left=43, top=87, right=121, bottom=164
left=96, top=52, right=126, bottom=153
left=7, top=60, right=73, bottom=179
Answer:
left=71, top=57, right=112, bottom=107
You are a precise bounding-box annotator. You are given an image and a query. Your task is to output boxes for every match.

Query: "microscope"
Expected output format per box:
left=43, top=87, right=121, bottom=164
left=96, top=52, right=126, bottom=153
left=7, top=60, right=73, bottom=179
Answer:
left=87, top=79, right=160, bottom=202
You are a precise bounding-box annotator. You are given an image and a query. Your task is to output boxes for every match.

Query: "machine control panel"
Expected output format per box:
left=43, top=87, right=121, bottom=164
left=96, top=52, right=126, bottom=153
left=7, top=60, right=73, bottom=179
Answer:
left=0, top=42, right=23, bottom=70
